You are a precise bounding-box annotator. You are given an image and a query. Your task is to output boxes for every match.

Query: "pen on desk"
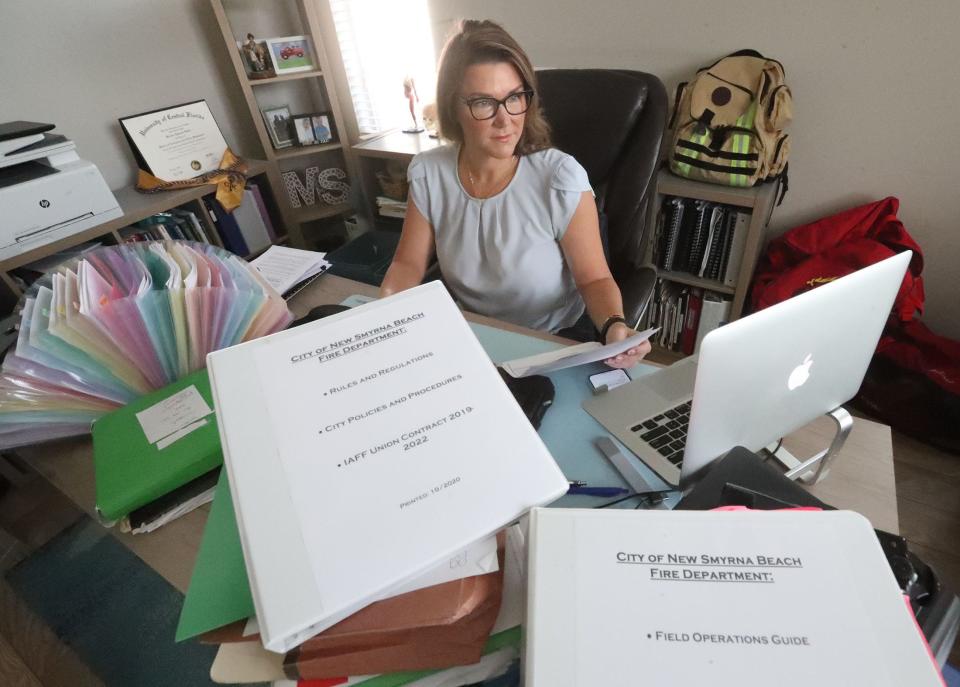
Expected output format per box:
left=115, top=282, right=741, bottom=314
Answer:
left=567, top=482, right=631, bottom=497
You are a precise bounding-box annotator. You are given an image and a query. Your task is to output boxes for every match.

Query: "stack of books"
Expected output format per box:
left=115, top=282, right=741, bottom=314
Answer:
left=643, top=283, right=731, bottom=356
left=121, top=184, right=277, bottom=257
left=376, top=195, right=407, bottom=219
left=177, top=282, right=569, bottom=684
left=653, top=197, right=750, bottom=287
left=0, top=241, right=292, bottom=450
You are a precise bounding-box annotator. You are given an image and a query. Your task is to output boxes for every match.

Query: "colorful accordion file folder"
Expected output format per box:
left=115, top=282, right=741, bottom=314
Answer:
left=0, top=241, right=293, bottom=450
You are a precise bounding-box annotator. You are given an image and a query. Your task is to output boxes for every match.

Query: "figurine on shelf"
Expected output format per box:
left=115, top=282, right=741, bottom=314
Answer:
left=422, top=102, right=439, bottom=138
left=240, top=33, right=274, bottom=79
left=402, top=76, right=424, bottom=134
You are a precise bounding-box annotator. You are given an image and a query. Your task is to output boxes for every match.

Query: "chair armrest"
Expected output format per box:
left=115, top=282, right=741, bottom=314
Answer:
left=620, top=265, right=658, bottom=328
left=422, top=260, right=443, bottom=284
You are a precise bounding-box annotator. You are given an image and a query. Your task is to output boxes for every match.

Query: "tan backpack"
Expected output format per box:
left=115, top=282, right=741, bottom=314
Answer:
left=669, top=50, right=792, bottom=196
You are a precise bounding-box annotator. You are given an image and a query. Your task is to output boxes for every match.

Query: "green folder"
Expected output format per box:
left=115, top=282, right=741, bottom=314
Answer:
left=93, top=368, right=223, bottom=521
left=175, top=468, right=254, bottom=641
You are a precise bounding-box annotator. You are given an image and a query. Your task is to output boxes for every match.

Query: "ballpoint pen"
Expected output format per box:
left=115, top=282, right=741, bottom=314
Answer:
left=567, top=481, right=631, bottom=497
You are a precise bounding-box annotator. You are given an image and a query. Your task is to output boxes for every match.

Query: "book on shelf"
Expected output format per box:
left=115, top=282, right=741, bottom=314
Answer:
left=233, top=189, right=273, bottom=255
left=680, top=288, right=703, bottom=356
left=698, top=205, right=726, bottom=279
left=694, top=293, right=732, bottom=353
left=655, top=198, right=751, bottom=290
left=644, top=281, right=729, bottom=356
left=170, top=208, right=213, bottom=244
left=376, top=195, right=407, bottom=219
left=204, top=197, right=250, bottom=256
left=722, top=210, right=751, bottom=287
left=525, top=508, right=945, bottom=687
left=247, top=182, right=278, bottom=241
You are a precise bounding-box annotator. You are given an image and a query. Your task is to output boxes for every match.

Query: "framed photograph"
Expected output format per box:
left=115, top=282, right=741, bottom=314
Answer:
left=236, top=34, right=275, bottom=79
left=265, top=36, right=315, bottom=74
left=261, top=106, right=294, bottom=149
left=119, top=100, right=229, bottom=180
left=293, top=115, right=317, bottom=146
left=310, top=113, right=335, bottom=144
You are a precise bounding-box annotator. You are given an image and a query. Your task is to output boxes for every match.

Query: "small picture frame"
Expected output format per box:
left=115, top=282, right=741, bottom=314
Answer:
left=262, top=106, right=294, bottom=149
left=293, top=115, right=318, bottom=146
left=310, top=113, right=335, bottom=144
left=265, top=36, right=315, bottom=75
left=236, top=34, right=275, bottom=79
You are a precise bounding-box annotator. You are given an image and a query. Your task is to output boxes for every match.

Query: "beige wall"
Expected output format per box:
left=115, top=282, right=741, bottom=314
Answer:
left=0, top=0, right=260, bottom=189
left=428, top=0, right=960, bottom=338
left=1, top=0, right=957, bottom=336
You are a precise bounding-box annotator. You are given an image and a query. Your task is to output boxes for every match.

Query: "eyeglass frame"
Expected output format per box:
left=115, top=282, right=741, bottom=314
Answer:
left=458, top=89, right=535, bottom=121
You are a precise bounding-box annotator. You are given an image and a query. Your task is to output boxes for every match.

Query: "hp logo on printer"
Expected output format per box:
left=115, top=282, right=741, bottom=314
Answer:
left=39, top=199, right=50, bottom=208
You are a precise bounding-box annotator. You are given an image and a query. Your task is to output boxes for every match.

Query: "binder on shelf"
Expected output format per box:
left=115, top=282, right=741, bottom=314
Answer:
left=680, top=288, right=703, bottom=355
left=722, top=211, right=751, bottom=288
left=204, top=197, right=250, bottom=256
left=247, top=183, right=278, bottom=241
left=694, top=293, right=731, bottom=353
left=93, top=368, right=223, bottom=522
left=685, top=200, right=711, bottom=274
left=170, top=209, right=212, bottom=245
left=661, top=197, right=685, bottom=272
left=698, top=205, right=726, bottom=279
left=233, top=189, right=273, bottom=255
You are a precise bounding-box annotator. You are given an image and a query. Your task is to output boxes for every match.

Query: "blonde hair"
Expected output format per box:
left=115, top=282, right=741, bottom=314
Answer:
left=435, top=19, right=551, bottom=155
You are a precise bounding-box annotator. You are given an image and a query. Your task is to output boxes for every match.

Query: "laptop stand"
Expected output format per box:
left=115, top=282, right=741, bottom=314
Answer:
left=765, top=407, right=853, bottom=485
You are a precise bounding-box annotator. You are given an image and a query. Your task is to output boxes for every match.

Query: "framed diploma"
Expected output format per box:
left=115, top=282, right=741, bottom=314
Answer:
left=119, top=100, right=229, bottom=181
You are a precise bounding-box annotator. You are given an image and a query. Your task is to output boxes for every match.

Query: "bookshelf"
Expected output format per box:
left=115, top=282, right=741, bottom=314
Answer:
left=641, top=168, right=780, bottom=355
left=0, top=159, right=278, bottom=312
left=209, top=0, right=359, bottom=248
left=352, top=129, right=442, bottom=227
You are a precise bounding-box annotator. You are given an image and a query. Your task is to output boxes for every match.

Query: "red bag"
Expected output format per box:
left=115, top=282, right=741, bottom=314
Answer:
left=750, top=197, right=960, bottom=453
left=751, top=196, right=925, bottom=322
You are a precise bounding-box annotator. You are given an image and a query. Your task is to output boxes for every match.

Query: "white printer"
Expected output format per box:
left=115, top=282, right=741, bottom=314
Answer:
left=0, top=121, right=122, bottom=262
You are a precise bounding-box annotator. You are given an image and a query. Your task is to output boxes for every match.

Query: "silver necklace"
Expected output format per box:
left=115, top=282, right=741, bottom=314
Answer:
left=464, top=158, right=517, bottom=199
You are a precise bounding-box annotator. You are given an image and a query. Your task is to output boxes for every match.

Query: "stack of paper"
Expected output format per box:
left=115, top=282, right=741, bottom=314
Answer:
left=376, top=196, right=407, bottom=219
left=0, top=241, right=293, bottom=450
left=250, top=245, right=331, bottom=296
left=204, top=281, right=567, bottom=654
left=177, top=470, right=527, bottom=687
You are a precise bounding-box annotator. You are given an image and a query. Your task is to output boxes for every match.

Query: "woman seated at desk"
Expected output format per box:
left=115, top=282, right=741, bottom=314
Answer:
left=380, top=19, right=649, bottom=369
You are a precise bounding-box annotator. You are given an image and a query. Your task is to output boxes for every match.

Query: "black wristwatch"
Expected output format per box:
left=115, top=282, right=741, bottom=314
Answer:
left=600, top=315, right=627, bottom=344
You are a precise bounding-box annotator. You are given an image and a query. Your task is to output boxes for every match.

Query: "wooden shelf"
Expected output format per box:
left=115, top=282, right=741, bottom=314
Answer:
left=272, top=142, right=343, bottom=161
left=353, top=129, right=442, bottom=161
left=0, top=160, right=271, bottom=273
left=248, top=70, right=323, bottom=86
left=209, top=0, right=359, bottom=248
left=644, top=168, right=779, bottom=321
left=657, top=172, right=771, bottom=208
left=656, top=270, right=736, bottom=295
left=295, top=202, right=353, bottom=223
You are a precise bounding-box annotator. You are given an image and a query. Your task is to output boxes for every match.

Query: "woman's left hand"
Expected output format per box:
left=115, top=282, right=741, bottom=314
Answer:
left=603, top=323, right=651, bottom=369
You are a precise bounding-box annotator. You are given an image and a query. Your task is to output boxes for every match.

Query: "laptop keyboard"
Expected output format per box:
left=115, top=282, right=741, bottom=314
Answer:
left=630, top=401, right=691, bottom=467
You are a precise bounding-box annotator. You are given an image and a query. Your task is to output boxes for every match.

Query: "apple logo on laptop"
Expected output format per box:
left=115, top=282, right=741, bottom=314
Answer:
left=788, top=354, right=814, bottom=390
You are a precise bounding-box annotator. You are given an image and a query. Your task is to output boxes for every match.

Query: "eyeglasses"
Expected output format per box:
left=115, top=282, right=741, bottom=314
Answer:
left=460, top=90, right=534, bottom=120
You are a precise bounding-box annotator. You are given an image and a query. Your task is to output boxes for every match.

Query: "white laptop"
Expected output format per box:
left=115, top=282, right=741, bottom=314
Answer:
left=583, top=251, right=911, bottom=488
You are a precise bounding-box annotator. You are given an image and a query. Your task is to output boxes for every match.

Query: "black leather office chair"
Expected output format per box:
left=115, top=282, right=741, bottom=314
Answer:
left=536, top=68, right=668, bottom=328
